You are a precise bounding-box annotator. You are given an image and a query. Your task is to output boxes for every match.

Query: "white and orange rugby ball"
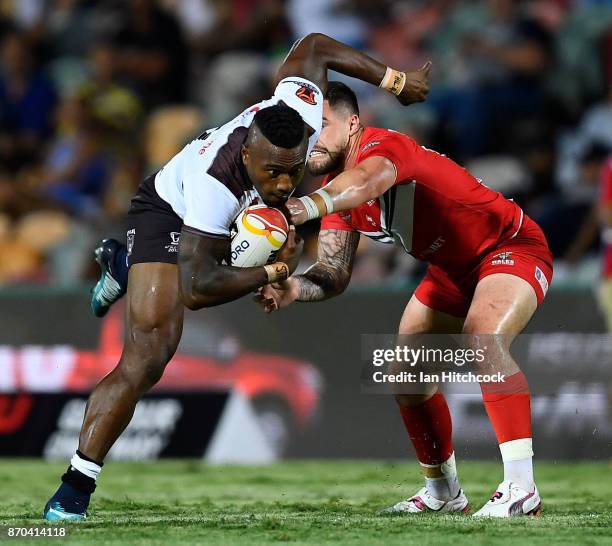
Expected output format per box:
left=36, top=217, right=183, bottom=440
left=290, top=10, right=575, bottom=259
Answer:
left=231, top=205, right=289, bottom=267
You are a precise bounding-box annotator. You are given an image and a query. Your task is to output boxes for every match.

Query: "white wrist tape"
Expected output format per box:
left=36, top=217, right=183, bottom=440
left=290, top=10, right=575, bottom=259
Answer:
left=313, top=188, right=334, bottom=215
left=298, top=195, right=320, bottom=221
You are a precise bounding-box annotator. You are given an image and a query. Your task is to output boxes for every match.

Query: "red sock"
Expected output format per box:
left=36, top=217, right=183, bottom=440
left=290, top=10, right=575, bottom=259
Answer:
left=480, top=371, right=532, bottom=444
left=398, top=392, right=454, bottom=465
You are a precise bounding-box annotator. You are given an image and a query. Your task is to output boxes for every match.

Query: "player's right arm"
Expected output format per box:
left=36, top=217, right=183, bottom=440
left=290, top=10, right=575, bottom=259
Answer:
left=178, top=227, right=302, bottom=310
left=288, top=155, right=398, bottom=225
left=177, top=171, right=302, bottom=310
left=255, top=228, right=360, bottom=312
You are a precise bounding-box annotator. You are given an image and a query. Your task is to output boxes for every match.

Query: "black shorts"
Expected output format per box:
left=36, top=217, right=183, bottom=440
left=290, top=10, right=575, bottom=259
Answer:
left=126, top=174, right=183, bottom=267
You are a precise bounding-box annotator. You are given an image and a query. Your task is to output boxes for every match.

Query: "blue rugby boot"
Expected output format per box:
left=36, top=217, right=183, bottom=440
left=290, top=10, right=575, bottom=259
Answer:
left=91, top=238, right=128, bottom=317
left=43, top=482, right=90, bottom=521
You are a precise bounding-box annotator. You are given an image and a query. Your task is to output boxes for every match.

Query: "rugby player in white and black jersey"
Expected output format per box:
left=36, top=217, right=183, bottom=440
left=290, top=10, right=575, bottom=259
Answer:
left=43, top=33, right=431, bottom=521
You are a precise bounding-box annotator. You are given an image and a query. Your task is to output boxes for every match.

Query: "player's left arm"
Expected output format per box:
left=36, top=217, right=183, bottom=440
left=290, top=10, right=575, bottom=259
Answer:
left=287, top=155, right=397, bottom=225
left=276, top=33, right=430, bottom=105
left=255, top=228, right=360, bottom=312
left=297, top=228, right=361, bottom=301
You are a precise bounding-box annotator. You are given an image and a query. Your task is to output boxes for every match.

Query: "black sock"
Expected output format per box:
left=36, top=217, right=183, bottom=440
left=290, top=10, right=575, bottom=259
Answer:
left=61, top=451, right=103, bottom=494
left=62, top=466, right=96, bottom=494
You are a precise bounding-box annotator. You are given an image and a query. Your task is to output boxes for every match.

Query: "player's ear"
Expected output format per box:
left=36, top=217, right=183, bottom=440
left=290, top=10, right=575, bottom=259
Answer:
left=241, top=144, right=249, bottom=166
left=349, top=114, right=360, bottom=136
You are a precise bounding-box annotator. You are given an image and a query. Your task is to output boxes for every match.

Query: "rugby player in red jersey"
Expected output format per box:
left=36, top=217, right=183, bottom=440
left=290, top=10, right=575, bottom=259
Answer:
left=257, top=82, right=553, bottom=517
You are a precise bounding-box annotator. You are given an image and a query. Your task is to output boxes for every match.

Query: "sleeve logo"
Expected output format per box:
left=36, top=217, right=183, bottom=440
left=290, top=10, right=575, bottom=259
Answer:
left=296, top=84, right=318, bottom=105
left=491, top=251, right=514, bottom=266
left=534, top=266, right=549, bottom=296
left=126, top=228, right=135, bottom=256
left=361, top=141, right=381, bottom=152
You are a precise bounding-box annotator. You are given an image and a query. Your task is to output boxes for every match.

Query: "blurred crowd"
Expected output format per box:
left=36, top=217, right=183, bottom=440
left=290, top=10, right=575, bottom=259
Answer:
left=1, top=0, right=612, bottom=299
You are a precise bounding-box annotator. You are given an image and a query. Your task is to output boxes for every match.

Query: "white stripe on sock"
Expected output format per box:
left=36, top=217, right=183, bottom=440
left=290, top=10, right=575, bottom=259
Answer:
left=499, top=438, right=533, bottom=461
left=70, top=453, right=102, bottom=480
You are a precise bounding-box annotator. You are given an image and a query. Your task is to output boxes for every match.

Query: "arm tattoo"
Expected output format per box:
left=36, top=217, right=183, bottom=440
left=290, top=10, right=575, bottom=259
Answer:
left=296, top=229, right=360, bottom=302
left=178, top=229, right=268, bottom=309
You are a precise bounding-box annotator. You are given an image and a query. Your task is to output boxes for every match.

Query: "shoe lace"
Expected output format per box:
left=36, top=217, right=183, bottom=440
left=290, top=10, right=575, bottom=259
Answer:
left=97, top=274, right=122, bottom=303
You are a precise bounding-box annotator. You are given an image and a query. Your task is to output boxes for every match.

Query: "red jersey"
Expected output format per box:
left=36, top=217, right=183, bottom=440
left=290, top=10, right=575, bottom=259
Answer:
left=601, top=158, right=612, bottom=278
left=320, top=127, right=524, bottom=271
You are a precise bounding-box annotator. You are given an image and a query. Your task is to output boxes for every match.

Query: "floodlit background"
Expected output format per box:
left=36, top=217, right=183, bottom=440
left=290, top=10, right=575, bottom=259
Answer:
left=0, top=1, right=610, bottom=462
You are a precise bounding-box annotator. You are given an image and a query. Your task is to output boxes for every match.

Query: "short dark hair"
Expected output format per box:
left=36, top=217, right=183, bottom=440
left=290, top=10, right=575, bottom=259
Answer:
left=325, top=81, right=359, bottom=116
left=251, top=105, right=306, bottom=148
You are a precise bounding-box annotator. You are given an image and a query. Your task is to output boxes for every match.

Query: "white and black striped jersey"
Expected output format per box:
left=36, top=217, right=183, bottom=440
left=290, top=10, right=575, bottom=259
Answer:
left=153, top=77, right=323, bottom=238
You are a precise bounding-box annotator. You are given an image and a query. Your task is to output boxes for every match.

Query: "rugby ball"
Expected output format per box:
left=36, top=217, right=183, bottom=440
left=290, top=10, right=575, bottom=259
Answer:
left=231, top=205, right=289, bottom=267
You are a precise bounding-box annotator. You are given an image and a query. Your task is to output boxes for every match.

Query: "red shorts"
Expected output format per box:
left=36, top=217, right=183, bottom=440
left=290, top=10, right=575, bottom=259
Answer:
left=414, top=215, right=553, bottom=318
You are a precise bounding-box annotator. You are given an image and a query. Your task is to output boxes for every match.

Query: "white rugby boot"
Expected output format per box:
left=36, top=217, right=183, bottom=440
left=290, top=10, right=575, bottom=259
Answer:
left=381, top=487, right=469, bottom=514
left=473, top=480, right=542, bottom=517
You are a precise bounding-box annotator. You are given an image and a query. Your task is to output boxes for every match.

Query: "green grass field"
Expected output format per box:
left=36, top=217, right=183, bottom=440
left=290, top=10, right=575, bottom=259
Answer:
left=0, top=460, right=611, bottom=545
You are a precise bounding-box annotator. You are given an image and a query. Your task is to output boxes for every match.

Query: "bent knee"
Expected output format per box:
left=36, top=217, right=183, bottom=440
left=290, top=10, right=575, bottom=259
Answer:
left=120, top=325, right=181, bottom=392
left=129, top=323, right=179, bottom=361
left=127, top=304, right=182, bottom=358
left=140, top=359, right=167, bottom=388
left=117, top=351, right=170, bottom=393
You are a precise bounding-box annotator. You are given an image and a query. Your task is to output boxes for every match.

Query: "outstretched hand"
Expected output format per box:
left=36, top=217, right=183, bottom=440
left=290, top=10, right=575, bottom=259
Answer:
left=253, top=278, right=300, bottom=313
left=397, top=61, right=432, bottom=106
